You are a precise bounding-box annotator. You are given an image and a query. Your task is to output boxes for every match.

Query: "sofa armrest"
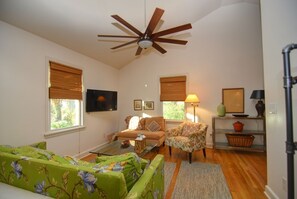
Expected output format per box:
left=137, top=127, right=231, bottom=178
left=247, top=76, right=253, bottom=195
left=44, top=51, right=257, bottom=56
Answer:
left=0, top=152, right=128, bottom=199
left=125, top=154, right=164, bottom=199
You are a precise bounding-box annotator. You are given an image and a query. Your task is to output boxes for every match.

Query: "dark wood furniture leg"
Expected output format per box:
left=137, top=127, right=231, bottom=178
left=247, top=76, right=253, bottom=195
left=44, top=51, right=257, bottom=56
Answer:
left=189, top=152, right=192, bottom=164
left=203, top=148, right=206, bottom=158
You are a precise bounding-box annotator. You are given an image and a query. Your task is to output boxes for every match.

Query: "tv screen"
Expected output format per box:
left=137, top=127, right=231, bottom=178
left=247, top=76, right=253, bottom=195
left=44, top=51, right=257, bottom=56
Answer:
left=86, top=89, right=117, bottom=112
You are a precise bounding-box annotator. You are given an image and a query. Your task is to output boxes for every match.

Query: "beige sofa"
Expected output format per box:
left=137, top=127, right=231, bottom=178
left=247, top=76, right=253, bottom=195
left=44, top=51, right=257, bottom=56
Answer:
left=117, top=116, right=166, bottom=147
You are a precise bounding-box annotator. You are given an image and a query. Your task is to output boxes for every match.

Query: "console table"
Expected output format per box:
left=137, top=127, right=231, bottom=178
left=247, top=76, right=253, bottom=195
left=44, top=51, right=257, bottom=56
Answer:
left=212, top=116, right=266, bottom=152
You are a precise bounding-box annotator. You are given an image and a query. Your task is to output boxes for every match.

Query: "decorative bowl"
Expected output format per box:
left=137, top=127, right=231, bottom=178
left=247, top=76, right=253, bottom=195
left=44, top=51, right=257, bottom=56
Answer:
left=121, top=140, right=130, bottom=148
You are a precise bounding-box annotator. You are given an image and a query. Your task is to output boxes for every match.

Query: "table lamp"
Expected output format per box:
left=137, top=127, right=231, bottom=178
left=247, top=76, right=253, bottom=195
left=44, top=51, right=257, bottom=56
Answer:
left=185, top=94, right=200, bottom=122
left=250, top=90, right=265, bottom=117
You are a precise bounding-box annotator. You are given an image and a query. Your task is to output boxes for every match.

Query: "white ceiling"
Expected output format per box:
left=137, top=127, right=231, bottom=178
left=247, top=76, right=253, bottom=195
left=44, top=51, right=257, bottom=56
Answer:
left=0, top=0, right=259, bottom=69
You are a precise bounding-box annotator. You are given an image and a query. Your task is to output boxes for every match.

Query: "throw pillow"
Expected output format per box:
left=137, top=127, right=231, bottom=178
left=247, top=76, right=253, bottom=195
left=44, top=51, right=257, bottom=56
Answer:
left=0, top=145, right=15, bottom=153
left=94, top=152, right=145, bottom=191
left=182, top=122, right=201, bottom=136
left=128, top=116, right=140, bottom=130
left=13, top=146, right=55, bottom=160
left=146, top=120, right=161, bottom=132
left=145, top=117, right=165, bottom=131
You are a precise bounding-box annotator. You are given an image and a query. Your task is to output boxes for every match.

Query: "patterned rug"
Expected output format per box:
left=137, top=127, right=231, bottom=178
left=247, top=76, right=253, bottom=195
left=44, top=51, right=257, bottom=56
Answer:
left=169, top=161, right=232, bottom=199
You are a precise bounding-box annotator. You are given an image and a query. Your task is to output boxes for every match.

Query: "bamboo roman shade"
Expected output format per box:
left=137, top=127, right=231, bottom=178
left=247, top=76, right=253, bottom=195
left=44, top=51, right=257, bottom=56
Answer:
left=49, top=61, right=82, bottom=100
left=160, top=76, right=187, bottom=101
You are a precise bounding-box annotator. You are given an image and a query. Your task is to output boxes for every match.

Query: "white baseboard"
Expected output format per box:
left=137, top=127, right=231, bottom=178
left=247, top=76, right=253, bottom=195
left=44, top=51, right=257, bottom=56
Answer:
left=73, top=141, right=109, bottom=159
left=265, top=185, right=280, bottom=199
left=206, top=143, right=213, bottom=148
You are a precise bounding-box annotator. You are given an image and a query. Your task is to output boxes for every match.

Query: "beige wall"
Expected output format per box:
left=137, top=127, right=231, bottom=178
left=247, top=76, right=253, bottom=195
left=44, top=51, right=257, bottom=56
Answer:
left=0, top=2, right=265, bottom=158
left=261, top=1, right=297, bottom=198
left=118, top=3, right=264, bottom=145
left=0, top=21, right=119, bottom=157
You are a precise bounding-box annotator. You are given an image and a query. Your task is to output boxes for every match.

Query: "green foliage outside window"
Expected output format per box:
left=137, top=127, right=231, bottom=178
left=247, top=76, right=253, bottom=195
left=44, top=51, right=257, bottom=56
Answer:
left=163, top=101, right=185, bottom=120
left=50, top=99, right=79, bottom=130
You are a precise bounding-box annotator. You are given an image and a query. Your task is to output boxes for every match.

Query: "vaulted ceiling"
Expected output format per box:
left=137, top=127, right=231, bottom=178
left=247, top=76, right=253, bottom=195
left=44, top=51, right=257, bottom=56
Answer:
left=0, top=0, right=259, bottom=69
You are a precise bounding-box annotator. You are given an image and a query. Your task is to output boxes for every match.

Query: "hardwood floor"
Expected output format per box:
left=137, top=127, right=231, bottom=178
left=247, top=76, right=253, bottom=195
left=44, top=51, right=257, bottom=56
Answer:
left=82, top=146, right=267, bottom=199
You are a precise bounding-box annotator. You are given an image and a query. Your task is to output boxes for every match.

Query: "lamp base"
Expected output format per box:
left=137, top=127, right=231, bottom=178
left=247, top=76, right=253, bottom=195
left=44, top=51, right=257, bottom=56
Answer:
left=256, top=100, right=265, bottom=117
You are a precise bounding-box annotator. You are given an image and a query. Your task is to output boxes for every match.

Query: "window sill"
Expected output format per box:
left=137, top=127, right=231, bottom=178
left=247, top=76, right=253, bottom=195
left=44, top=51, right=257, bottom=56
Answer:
left=165, top=119, right=185, bottom=124
left=44, top=125, right=85, bottom=139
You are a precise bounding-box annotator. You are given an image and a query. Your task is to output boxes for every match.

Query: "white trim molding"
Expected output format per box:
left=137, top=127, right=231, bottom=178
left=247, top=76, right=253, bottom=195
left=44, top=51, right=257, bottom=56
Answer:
left=264, top=185, right=280, bottom=199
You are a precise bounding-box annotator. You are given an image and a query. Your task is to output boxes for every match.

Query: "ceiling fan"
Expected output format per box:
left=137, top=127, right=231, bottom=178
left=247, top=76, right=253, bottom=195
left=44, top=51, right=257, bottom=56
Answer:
left=98, top=8, right=192, bottom=56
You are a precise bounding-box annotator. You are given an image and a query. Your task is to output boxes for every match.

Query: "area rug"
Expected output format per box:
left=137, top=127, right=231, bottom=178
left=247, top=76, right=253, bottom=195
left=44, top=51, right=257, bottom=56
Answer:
left=164, top=162, right=176, bottom=193
left=171, top=161, right=232, bottom=199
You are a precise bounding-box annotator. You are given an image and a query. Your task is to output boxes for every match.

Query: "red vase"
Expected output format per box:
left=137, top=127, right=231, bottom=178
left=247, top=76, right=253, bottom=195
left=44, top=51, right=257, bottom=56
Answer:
left=233, top=121, right=244, bottom=132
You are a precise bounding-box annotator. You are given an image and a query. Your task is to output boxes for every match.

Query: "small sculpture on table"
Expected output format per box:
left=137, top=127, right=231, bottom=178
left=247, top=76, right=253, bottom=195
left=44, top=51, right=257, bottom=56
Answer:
left=134, top=134, right=146, bottom=153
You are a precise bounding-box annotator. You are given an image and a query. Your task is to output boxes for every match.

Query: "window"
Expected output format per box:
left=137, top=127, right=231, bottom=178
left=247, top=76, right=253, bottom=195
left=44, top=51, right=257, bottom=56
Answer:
left=160, top=76, right=187, bottom=120
left=163, top=101, right=185, bottom=120
left=48, top=61, right=83, bottom=131
left=50, top=99, right=81, bottom=130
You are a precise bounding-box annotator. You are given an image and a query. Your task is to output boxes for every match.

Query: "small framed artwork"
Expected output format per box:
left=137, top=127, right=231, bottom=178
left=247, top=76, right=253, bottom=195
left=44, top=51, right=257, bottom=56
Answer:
left=144, top=101, right=154, bottom=110
left=134, top=99, right=142, bottom=111
left=222, top=88, right=244, bottom=113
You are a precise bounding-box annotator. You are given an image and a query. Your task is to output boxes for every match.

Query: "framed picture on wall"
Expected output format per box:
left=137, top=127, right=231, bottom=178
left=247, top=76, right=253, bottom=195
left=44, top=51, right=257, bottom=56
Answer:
left=222, top=88, right=244, bottom=113
left=144, top=101, right=154, bottom=110
left=134, top=99, right=142, bottom=111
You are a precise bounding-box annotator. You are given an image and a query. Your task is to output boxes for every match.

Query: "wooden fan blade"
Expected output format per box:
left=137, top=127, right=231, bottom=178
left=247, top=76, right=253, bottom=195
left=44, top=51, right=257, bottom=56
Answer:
left=111, top=15, right=143, bottom=36
left=145, top=8, right=164, bottom=37
left=111, top=39, right=139, bottom=50
left=152, top=42, right=167, bottom=54
left=152, top=23, right=192, bottom=38
left=135, top=47, right=143, bottom=56
left=98, top=34, right=139, bottom=39
left=154, top=38, right=188, bottom=45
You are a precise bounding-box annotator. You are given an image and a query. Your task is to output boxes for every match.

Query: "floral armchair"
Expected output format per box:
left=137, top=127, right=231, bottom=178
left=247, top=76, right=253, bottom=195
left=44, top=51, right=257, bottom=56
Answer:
left=165, top=122, right=208, bottom=163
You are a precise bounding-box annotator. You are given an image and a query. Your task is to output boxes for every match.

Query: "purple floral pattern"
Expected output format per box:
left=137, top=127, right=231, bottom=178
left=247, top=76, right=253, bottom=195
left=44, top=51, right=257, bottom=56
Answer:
left=35, top=180, right=46, bottom=195
left=78, top=171, right=97, bottom=193
left=11, top=161, right=22, bottom=179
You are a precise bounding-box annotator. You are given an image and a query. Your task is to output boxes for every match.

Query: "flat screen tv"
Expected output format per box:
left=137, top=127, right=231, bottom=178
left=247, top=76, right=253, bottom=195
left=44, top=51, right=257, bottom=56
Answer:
left=86, top=89, right=117, bottom=112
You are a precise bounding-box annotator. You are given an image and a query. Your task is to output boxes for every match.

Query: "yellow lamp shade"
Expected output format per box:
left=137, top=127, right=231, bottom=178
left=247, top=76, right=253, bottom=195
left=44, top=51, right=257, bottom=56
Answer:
left=185, top=94, right=200, bottom=103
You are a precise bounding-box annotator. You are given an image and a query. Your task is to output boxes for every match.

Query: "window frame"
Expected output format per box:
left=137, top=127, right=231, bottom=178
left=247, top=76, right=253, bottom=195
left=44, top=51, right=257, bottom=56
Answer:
left=45, top=59, right=85, bottom=137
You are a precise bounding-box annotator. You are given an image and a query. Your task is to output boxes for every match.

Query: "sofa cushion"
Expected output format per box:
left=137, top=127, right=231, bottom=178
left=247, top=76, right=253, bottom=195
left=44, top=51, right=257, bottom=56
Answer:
left=146, top=120, right=161, bottom=132
left=94, top=152, right=145, bottom=191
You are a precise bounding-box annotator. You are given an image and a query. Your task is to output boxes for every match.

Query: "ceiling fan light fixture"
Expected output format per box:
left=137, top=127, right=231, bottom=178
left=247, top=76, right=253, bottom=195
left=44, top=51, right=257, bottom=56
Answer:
left=138, top=39, right=153, bottom=49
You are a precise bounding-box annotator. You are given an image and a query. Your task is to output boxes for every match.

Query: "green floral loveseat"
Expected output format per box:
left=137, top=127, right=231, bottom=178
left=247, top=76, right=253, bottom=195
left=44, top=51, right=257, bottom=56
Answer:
left=0, top=142, right=164, bottom=199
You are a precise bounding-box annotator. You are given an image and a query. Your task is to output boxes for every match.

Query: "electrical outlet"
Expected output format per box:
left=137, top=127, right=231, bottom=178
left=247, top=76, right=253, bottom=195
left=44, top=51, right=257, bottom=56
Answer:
left=282, top=177, right=287, bottom=192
